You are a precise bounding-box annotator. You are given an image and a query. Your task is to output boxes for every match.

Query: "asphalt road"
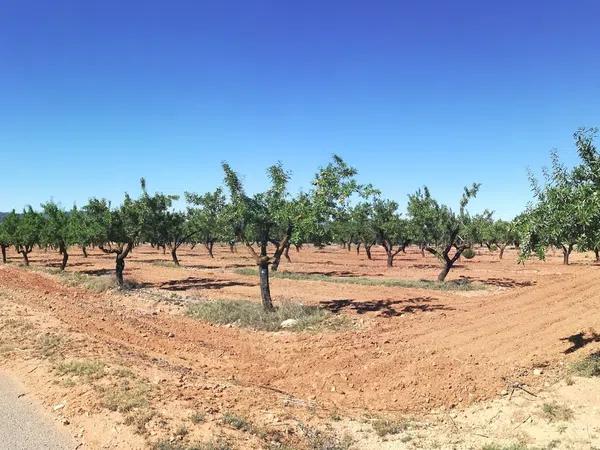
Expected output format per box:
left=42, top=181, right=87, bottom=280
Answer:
left=0, top=371, right=76, bottom=449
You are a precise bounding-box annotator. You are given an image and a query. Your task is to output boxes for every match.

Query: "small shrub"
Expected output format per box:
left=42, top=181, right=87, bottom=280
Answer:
left=299, top=424, right=354, bottom=450
left=174, top=425, right=189, bottom=437
left=371, top=418, right=408, bottom=437
left=221, top=411, right=251, bottom=431
left=56, top=359, right=105, bottom=380
left=189, top=411, right=206, bottom=424
left=542, top=402, right=574, bottom=422
left=37, top=333, right=64, bottom=358
left=481, top=444, right=528, bottom=450
left=152, top=440, right=231, bottom=450
left=187, top=300, right=346, bottom=332
left=103, top=380, right=151, bottom=412
left=462, top=248, right=476, bottom=259
left=124, top=408, right=155, bottom=434
left=571, top=352, right=600, bottom=377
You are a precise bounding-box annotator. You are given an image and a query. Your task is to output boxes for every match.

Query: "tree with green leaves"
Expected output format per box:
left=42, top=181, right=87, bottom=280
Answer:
left=349, top=202, right=376, bottom=260
left=85, top=179, right=158, bottom=286
left=0, top=214, right=12, bottom=263
left=222, top=156, right=359, bottom=310
left=407, top=184, right=480, bottom=281
left=487, top=219, right=516, bottom=259
left=370, top=198, right=412, bottom=267
left=11, top=207, right=43, bottom=266
left=572, top=127, right=600, bottom=261
left=186, top=188, right=228, bottom=260
left=40, top=202, right=74, bottom=270
left=518, top=154, right=594, bottom=265
left=222, top=162, right=295, bottom=310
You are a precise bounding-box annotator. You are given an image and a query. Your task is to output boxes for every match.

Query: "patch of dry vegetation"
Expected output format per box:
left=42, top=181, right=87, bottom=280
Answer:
left=234, top=268, right=483, bottom=291
left=187, top=299, right=349, bottom=331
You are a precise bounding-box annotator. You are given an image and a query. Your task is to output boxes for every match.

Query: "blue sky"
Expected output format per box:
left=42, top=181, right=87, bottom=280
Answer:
left=1, top=0, right=599, bottom=218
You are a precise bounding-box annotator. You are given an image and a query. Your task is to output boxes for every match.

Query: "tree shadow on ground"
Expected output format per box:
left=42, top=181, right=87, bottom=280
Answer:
left=298, top=270, right=361, bottom=278
left=320, top=297, right=453, bottom=317
left=79, top=268, right=117, bottom=276
left=157, top=276, right=254, bottom=291
left=46, top=261, right=94, bottom=268
left=410, top=263, right=444, bottom=270
left=561, top=331, right=600, bottom=354
left=459, top=276, right=535, bottom=288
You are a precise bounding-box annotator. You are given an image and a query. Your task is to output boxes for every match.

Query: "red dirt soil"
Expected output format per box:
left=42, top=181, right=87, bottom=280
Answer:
left=1, top=245, right=599, bottom=418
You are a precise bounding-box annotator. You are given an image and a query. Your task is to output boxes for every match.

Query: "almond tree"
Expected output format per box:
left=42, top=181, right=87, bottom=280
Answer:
left=350, top=202, right=376, bottom=260
left=0, top=212, right=12, bottom=263
left=222, top=162, right=295, bottom=310
left=85, top=179, right=155, bottom=286
left=518, top=154, right=592, bottom=265
left=185, top=188, right=228, bottom=259
left=488, top=219, right=517, bottom=259
left=407, top=184, right=480, bottom=281
left=222, top=156, right=359, bottom=310
left=11, top=207, right=43, bottom=266
left=40, top=202, right=74, bottom=270
left=370, top=198, right=412, bottom=267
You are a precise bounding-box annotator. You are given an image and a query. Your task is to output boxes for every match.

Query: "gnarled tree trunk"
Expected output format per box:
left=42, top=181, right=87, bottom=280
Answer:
left=258, top=258, right=273, bottom=311
left=60, top=245, right=69, bottom=271
left=1, top=244, right=7, bottom=264
left=171, top=247, right=180, bottom=266
left=205, top=241, right=214, bottom=258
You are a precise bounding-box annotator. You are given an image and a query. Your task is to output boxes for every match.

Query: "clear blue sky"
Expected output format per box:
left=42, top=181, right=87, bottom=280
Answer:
left=2, top=0, right=599, bottom=219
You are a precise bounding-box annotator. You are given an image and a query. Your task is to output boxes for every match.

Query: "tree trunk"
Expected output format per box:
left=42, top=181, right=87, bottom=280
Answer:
left=365, top=245, right=372, bottom=260
left=60, top=247, right=69, bottom=271
left=386, top=252, right=394, bottom=268
left=229, top=242, right=235, bottom=253
left=82, top=246, right=88, bottom=258
left=437, top=263, right=451, bottom=282
left=356, top=242, right=361, bottom=255
left=1, top=245, right=6, bottom=264
left=22, top=251, right=29, bottom=266
left=116, top=255, right=125, bottom=287
left=294, top=244, right=301, bottom=252
left=562, top=246, right=571, bottom=265
left=271, top=252, right=281, bottom=271
left=499, top=245, right=506, bottom=260
left=171, top=247, right=180, bottom=266
left=347, top=242, right=352, bottom=251
left=595, top=248, right=600, bottom=263
left=205, top=241, right=214, bottom=258
left=258, top=260, right=274, bottom=311
left=284, top=243, right=291, bottom=262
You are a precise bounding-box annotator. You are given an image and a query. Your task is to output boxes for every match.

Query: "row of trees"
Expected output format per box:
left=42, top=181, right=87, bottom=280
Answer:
left=3, top=129, right=598, bottom=310
left=2, top=155, right=515, bottom=310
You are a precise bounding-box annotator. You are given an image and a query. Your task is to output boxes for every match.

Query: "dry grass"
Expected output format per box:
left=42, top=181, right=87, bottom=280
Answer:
left=102, top=379, right=151, bottom=412
left=36, top=333, right=64, bottom=358
left=542, top=402, right=574, bottom=422
left=571, top=352, right=600, bottom=377
left=234, top=268, right=483, bottom=291
left=59, top=271, right=117, bottom=292
left=55, top=359, right=106, bottom=380
left=187, top=299, right=348, bottom=332
left=371, top=417, right=409, bottom=437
